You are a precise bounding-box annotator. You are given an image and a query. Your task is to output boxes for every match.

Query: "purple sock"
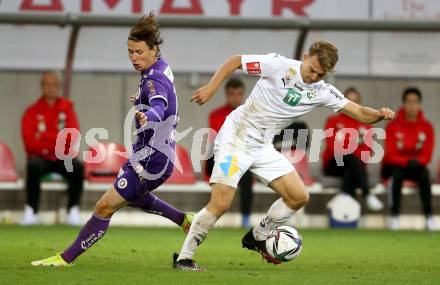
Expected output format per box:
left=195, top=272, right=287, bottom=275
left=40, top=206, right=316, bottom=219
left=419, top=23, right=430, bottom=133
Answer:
left=61, top=214, right=110, bottom=263
left=129, top=192, right=184, bottom=225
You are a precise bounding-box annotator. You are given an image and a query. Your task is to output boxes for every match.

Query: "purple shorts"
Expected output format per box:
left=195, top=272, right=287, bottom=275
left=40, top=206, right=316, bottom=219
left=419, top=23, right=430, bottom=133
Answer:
left=113, top=162, right=172, bottom=202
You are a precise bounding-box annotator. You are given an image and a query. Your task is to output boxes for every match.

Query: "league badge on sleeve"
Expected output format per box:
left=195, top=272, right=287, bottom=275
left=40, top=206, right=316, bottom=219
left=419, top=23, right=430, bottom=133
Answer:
left=246, top=62, right=261, bottom=75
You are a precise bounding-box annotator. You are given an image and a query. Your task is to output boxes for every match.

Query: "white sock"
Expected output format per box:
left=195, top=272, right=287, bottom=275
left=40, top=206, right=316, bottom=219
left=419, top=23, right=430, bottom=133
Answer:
left=253, top=198, right=295, bottom=241
left=178, top=208, right=218, bottom=261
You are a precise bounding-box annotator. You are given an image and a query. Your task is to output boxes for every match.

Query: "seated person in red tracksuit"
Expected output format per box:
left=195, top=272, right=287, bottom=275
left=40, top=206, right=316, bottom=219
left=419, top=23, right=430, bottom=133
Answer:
left=322, top=87, right=383, bottom=211
left=382, top=87, right=436, bottom=231
left=21, top=71, right=84, bottom=226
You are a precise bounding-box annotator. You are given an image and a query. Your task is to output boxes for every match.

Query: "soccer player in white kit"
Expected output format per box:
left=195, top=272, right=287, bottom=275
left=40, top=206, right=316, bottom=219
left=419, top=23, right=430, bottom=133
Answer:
left=173, top=40, right=395, bottom=271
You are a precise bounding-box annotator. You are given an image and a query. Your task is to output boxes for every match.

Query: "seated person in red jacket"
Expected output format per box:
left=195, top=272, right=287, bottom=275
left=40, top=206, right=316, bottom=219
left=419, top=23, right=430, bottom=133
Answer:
left=322, top=87, right=383, bottom=211
left=21, top=71, right=84, bottom=226
left=382, top=87, right=436, bottom=231
left=206, top=77, right=253, bottom=227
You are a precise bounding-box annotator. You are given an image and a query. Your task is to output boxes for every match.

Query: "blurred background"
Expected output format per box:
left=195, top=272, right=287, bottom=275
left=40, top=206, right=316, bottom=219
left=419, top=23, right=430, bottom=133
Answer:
left=0, top=0, right=439, bottom=229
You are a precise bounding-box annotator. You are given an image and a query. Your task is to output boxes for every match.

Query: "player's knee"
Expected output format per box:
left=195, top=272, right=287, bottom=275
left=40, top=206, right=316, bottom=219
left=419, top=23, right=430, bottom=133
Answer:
left=209, top=200, right=232, bottom=216
left=285, top=189, right=309, bottom=209
left=218, top=201, right=231, bottom=214
left=94, top=198, right=113, bottom=218
left=298, top=191, right=310, bottom=206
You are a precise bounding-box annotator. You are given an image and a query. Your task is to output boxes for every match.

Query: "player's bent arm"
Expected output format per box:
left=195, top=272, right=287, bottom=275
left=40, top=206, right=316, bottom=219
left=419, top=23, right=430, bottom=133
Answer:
left=341, top=101, right=394, bottom=124
left=191, top=55, right=242, bottom=105
left=209, top=55, right=242, bottom=91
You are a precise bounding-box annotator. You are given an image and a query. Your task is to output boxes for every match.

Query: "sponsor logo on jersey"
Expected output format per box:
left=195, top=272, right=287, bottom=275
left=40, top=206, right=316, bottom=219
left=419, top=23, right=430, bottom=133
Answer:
left=117, top=178, right=128, bottom=189
left=330, top=88, right=344, bottom=100
left=283, top=88, right=302, bottom=106
left=246, top=62, right=261, bottom=75
left=147, top=80, right=156, bottom=96
left=219, top=155, right=240, bottom=177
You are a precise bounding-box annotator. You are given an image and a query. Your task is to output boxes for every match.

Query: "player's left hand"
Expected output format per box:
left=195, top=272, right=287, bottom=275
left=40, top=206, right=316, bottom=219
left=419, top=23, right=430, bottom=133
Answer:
left=135, top=111, right=148, bottom=126
left=379, top=107, right=394, bottom=120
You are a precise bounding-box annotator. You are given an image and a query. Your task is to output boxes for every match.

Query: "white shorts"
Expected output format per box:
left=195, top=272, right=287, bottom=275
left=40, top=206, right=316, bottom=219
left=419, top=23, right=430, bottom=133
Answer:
left=209, top=132, right=295, bottom=189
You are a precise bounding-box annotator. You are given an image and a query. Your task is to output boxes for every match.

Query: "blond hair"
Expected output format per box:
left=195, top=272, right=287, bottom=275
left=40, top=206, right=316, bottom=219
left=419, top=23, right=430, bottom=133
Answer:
left=308, top=40, right=338, bottom=72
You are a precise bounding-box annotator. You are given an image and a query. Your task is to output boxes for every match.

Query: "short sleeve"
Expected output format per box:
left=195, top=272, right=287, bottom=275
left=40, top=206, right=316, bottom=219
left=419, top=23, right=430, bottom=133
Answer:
left=241, top=53, right=283, bottom=77
left=321, top=84, right=349, bottom=113
left=145, top=77, right=168, bottom=108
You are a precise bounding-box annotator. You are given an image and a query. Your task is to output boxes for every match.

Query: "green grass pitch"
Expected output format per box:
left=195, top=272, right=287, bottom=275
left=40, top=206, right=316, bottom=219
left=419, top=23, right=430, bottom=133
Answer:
left=1, top=225, right=439, bottom=285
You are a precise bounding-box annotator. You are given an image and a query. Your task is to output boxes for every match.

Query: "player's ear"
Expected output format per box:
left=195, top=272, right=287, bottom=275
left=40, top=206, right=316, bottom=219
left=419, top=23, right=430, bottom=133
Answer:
left=303, top=53, right=308, bottom=62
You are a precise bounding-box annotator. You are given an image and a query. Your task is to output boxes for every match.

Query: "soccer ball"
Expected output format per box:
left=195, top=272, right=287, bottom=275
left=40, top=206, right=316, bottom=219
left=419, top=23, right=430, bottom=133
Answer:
left=265, top=226, right=302, bottom=262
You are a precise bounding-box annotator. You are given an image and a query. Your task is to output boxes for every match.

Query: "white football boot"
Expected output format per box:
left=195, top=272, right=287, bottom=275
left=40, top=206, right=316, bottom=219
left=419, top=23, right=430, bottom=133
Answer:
left=20, top=205, right=39, bottom=225
left=66, top=205, right=82, bottom=226
left=366, top=194, right=384, bottom=212
left=426, top=216, right=438, bottom=232
left=388, top=216, right=400, bottom=231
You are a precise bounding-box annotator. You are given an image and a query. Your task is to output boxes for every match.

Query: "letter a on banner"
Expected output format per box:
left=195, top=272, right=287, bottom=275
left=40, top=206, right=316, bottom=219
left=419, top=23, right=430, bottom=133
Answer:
left=82, top=0, right=121, bottom=12
left=21, top=0, right=63, bottom=11
left=160, top=0, right=203, bottom=15
left=228, top=0, right=245, bottom=15
left=272, top=0, right=314, bottom=16
left=81, top=0, right=142, bottom=13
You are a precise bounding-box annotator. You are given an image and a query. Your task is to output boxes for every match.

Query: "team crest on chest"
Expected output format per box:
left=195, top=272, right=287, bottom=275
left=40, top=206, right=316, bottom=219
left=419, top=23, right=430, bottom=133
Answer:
left=281, top=68, right=297, bottom=87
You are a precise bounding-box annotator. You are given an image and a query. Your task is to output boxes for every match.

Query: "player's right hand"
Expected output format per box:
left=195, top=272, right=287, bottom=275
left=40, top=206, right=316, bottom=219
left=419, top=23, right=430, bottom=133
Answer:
left=135, top=111, right=148, bottom=126
left=378, top=107, right=394, bottom=120
left=191, top=85, right=213, bottom=105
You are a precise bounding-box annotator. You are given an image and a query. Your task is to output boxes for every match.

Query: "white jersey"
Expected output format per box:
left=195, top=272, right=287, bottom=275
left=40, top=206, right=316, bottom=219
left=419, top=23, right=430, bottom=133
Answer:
left=221, top=53, right=349, bottom=148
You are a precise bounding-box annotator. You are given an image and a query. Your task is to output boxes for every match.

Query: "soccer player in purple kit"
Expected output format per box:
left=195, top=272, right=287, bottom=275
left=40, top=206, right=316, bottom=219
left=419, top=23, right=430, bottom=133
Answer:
left=31, top=13, right=193, bottom=266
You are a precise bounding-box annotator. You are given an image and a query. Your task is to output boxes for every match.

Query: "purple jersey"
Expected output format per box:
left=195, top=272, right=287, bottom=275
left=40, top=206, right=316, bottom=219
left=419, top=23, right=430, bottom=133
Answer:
left=130, top=58, right=178, bottom=177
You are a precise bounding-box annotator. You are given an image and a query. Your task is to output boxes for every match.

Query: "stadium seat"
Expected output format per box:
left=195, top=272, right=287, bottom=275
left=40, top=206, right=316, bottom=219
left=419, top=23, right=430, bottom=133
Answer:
left=84, top=142, right=128, bottom=183
left=438, top=158, right=440, bottom=183
left=0, top=141, right=18, bottom=182
left=165, top=144, right=196, bottom=184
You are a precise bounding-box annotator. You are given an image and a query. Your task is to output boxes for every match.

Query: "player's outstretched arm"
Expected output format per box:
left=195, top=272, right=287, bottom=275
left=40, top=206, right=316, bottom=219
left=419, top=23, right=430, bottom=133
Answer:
left=191, top=55, right=242, bottom=105
left=341, top=101, right=394, bottom=124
